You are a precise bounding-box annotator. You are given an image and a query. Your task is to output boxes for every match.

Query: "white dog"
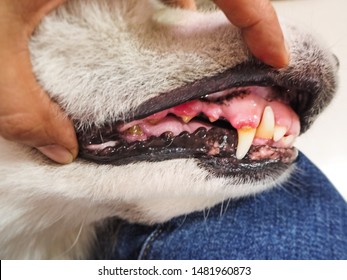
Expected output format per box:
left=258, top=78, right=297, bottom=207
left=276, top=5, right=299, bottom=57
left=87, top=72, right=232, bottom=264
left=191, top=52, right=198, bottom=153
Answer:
left=0, top=0, right=338, bottom=259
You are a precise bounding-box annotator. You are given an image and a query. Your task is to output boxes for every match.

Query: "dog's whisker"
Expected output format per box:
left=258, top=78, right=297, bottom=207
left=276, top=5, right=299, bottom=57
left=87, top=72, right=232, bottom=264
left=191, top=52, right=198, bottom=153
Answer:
left=176, top=215, right=188, bottom=228
left=203, top=207, right=211, bottom=221
left=219, top=200, right=225, bottom=218
left=59, top=218, right=86, bottom=259
left=222, top=198, right=232, bottom=216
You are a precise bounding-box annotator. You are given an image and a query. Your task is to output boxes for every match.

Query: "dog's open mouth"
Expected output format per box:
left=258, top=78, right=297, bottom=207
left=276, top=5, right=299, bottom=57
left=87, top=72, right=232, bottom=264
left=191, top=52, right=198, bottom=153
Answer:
left=80, top=85, right=298, bottom=161
left=77, top=62, right=329, bottom=174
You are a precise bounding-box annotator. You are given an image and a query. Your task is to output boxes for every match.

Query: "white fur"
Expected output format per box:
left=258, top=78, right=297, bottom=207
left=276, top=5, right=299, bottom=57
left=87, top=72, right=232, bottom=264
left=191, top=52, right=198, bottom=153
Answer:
left=0, top=0, right=337, bottom=259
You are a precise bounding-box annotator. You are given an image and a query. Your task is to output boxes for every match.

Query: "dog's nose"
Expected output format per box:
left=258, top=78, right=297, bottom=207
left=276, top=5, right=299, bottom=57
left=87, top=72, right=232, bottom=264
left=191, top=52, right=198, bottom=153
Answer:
left=332, top=54, right=340, bottom=69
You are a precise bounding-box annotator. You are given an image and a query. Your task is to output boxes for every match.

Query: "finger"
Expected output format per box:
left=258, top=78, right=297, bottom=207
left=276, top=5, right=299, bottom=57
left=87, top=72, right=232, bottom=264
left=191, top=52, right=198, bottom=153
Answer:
left=0, top=51, right=78, bottom=164
left=214, top=0, right=289, bottom=68
left=4, top=0, right=68, bottom=35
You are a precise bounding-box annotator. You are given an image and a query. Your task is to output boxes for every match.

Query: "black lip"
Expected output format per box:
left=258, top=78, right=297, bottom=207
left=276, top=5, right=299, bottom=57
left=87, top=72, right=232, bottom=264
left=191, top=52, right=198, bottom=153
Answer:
left=78, top=126, right=297, bottom=175
left=79, top=127, right=236, bottom=165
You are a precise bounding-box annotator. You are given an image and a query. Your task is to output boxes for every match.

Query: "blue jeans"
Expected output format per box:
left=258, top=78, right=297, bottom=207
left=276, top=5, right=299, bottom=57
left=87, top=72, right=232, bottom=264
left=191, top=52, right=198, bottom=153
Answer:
left=93, top=152, right=347, bottom=260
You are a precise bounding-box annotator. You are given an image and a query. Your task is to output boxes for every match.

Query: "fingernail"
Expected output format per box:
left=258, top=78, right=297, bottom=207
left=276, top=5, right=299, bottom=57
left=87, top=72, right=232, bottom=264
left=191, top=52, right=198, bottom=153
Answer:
left=37, top=145, right=74, bottom=164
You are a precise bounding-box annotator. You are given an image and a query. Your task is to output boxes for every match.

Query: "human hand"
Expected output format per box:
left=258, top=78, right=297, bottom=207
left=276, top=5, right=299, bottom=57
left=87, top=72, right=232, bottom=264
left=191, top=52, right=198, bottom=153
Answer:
left=214, top=0, right=289, bottom=68
left=0, top=0, right=78, bottom=164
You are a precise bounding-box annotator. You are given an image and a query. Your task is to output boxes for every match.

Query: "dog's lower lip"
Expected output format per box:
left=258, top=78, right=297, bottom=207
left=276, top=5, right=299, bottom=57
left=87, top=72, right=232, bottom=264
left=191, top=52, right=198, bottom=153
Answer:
left=78, top=126, right=298, bottom=167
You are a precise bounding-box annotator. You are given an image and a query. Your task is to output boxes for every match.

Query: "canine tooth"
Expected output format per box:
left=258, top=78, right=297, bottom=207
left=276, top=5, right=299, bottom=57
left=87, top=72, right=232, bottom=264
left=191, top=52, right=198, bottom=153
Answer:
left=127, top=125, right=143, bottom=136
left=236, top=127, right=256, bottom=160
left=273, top=126, right=287, bottom=142
left=255, top=106, right=275, bottom=139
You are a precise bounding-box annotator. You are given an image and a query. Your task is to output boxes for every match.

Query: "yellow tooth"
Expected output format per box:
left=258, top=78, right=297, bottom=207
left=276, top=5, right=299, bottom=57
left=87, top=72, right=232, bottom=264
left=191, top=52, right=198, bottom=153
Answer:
left=255, top=106, right=275, bottom=139
left=127, top=125, right=143, bottom=136
left=273, top=126, right=287, bottom=142
left=236, top=127, right=256, bottom=160
left=208, top=117, right=218, bottom=123
left=282, top=135, right=295, bottom=147
left=180, top=115, right=193, bottom=123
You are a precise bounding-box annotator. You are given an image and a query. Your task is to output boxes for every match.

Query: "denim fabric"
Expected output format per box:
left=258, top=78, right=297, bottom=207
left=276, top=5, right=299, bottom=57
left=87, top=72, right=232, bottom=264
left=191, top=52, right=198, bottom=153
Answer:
left=93, top=152, right=347, bottom=260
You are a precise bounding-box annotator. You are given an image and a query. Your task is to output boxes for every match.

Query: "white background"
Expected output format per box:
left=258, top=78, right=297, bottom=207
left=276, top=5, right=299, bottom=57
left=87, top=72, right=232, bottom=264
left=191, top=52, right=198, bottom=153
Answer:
left=273, top=0, right=347, bottom=200
left=1, top=260, right=346, bottom=280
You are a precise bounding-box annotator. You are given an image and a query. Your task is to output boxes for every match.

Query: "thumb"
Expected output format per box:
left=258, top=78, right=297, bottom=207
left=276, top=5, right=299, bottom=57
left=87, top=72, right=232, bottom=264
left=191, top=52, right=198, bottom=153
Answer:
left=0, top=52, right=78, bottom=164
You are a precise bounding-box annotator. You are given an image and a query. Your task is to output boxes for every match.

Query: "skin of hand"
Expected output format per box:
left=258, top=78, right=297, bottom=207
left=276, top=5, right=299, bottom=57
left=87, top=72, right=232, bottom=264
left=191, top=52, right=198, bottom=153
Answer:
left=213, top=0, right=289, bottom=68
left=0, top=0, right=77, bottom=164
left=0, top=0, right=288, bottom=164
left=171, top=0, right=289, bottom=68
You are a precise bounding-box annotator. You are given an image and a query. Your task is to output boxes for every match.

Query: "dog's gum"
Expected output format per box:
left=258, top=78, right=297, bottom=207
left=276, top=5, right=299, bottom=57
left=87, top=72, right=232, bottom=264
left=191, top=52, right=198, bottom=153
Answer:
left=118, top=86, right=300, bottom=144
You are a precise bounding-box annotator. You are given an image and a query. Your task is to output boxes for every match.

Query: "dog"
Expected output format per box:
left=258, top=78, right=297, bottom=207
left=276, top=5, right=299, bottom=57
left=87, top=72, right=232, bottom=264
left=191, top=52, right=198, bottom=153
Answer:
left=0, top=0, right=339, bottom=259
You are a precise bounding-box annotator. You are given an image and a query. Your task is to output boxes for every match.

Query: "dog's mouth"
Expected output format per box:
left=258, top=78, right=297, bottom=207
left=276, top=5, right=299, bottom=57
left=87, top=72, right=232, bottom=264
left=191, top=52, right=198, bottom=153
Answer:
left=79, top=85, right=298, bottom=162
left=77, top=62, right=328, bottom=175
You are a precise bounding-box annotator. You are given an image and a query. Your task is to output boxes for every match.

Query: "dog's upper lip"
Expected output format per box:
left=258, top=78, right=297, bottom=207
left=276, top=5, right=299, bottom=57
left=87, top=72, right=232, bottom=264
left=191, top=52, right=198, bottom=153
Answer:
left=129, top=60, right=333, bottom=134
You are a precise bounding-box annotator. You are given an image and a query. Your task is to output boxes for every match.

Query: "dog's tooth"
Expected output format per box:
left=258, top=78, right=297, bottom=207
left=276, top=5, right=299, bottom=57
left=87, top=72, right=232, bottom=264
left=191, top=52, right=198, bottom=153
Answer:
left=273, top=126, right=287, bottom=142
left=202, top=103, right=222, bottom=123
left=127, top=125, right=143, bottom=136
left=180, top=115, right=193, bottom=123
left=208, top=117, right=218, bottom=122
left=255, top=106, right=275, bottom=139
left=236, top=127, right=256, bottom=160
